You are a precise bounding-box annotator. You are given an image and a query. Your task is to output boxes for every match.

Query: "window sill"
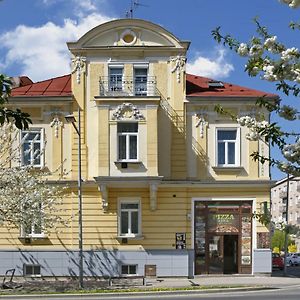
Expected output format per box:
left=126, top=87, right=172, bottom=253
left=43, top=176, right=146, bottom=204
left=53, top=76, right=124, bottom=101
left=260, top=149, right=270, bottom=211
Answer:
left=212, top=166, right=244, bottom=172
left=117, top=235, right=144, bottom=240
left=114, top=161, right=143, bottom=169
left=19, top=234, right=47, bottom=240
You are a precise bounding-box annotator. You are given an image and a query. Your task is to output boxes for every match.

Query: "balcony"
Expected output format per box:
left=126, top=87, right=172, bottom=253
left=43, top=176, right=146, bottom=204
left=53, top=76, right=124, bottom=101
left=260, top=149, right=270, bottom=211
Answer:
left=98, top=76, right=159, bottom=97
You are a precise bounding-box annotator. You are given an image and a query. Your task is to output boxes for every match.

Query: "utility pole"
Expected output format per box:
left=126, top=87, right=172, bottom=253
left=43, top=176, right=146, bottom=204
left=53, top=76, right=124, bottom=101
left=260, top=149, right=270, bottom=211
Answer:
left=283, top=173, right=290, bottom=276
left=65, top=108, right=83, bottom=288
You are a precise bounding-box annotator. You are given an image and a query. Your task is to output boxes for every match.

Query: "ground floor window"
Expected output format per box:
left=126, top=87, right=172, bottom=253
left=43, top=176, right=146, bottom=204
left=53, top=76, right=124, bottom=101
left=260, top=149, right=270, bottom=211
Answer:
left=118, top=198, right=141, bottom=237
left=194, top=201, right=252, bottom=275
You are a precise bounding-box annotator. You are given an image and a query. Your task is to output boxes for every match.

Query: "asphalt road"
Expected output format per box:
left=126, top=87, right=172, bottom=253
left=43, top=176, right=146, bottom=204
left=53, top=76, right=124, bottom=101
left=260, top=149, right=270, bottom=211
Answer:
left=272, top=265, right=300, bottom=277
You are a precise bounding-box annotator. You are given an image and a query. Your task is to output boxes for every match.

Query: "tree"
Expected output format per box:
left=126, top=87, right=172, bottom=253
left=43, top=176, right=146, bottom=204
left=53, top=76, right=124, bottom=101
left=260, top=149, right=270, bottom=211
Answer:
left=271, top=229, right=294, bottom=251
left=0, top=96, right=67, bottom=235
left=288, top=243, right=297, bottom=253
left=0, top=74, right=31, bottom=129
left=212, top=1, right=300, bottom=176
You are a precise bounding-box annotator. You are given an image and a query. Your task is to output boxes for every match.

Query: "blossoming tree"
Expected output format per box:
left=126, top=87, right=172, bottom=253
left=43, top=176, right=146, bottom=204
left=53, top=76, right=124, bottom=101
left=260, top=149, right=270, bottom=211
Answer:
left=0, top=76, right=67, bottom=236
left=212, top=0, right=300, bottom=176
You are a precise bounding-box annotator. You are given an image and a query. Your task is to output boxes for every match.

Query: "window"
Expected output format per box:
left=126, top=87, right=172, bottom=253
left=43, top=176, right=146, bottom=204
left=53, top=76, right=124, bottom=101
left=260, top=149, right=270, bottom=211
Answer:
left=23, top=218, right=43, bottom=237
left=134, top=68, right=148, bottom=96
left=23, top=264, right=41, bottom=276
left=21, top=129, right=43, bottom=167
left=22, top=203, right=44, bottom=238
left=282, top=197, right=287, bottom=205
left=109, top=67, right=123, bottom=92
left=119, top=199, right=141, bottom=237
left=216, top=129, right=239, bottom=166
left=117, top=123, right=138, bottom=161
left=121, top=264, right=137, bottom=275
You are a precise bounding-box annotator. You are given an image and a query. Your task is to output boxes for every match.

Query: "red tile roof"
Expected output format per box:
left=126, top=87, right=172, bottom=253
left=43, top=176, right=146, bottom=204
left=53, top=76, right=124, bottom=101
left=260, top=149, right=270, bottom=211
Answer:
left=11, top=74, right=71, bottom=97
left=10, top=73, right=276, bottom=99
left=186, top=73, right=277, bottom=98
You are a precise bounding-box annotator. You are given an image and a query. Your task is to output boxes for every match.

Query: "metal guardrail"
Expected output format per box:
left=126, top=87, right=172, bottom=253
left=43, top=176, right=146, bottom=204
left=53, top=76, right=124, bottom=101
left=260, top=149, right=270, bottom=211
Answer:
left=99, top=76, right=158, bottom=97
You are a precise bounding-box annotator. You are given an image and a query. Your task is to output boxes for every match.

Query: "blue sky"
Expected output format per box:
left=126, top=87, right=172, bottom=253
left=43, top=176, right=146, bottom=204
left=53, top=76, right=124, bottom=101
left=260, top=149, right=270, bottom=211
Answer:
left=0, top=0, right=298, bottom=180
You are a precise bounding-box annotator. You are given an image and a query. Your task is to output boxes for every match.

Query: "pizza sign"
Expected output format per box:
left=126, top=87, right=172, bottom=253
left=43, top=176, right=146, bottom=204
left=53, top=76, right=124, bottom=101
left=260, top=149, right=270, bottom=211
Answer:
left=208, top=214, right=239, bottom=233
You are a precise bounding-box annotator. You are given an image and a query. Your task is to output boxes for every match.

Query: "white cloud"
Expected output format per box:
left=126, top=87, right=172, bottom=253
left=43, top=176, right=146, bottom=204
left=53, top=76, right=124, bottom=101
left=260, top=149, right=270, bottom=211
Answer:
left=186, top=48, right=234, bottom=79
left=74, top=0, right=97, bottom=12
left=0, top=13, right=113, bottom=81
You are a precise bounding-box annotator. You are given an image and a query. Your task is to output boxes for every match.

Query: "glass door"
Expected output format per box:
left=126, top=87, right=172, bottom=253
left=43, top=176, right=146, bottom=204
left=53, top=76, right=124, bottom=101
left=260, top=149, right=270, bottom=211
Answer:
left=208, top=235, right=223, bottom=274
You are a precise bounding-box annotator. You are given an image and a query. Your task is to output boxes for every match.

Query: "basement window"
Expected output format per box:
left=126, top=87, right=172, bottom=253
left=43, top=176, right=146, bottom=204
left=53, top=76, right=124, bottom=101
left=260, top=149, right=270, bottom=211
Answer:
left=121, top=264, right=137, bottom=275
left=23, top=264, right=41, bottom=277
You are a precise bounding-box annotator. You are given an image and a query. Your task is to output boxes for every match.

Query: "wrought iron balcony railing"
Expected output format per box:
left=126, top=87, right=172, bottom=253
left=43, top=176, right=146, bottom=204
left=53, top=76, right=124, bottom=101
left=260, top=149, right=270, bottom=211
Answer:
left=99, top=76, right=159, bottom=97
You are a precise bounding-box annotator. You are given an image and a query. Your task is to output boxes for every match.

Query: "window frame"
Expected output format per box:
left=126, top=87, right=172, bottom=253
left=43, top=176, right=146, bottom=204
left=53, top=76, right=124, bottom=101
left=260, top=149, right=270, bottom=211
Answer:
left=133, top=66, right=148, bottom=96
left=215, top=127, right=240, bottom=167
left=20, top=202, right=45, bottom=239
left=20, top=128, right=44, bottom=168
left=118, top=198, right=142, bottom=238
left=108, top=65, right=124, bottom=92
left=121, top=264, right=138, bottom=276
left=117, top=122, right=139, bottom=162
left=23, top=264, right=41, bottom=277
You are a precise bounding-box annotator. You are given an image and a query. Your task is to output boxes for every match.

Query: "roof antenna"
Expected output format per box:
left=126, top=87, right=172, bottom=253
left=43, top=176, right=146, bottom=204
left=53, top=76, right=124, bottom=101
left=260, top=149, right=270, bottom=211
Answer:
left=125, top=0, right=149, bottom=18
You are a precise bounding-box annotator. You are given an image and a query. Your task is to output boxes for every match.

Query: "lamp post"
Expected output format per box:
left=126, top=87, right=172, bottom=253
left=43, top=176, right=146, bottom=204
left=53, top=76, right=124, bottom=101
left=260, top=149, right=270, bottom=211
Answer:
left=283, top=173, right=290, bottom=276
left=65, top=108, right=83, bottom=289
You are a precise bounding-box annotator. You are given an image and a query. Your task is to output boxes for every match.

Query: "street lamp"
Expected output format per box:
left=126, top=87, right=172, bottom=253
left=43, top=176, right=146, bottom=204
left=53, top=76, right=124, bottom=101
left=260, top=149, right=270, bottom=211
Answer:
left=283, top=173, right=290, bottom=276
left=65, top=108, right=83, bottom=288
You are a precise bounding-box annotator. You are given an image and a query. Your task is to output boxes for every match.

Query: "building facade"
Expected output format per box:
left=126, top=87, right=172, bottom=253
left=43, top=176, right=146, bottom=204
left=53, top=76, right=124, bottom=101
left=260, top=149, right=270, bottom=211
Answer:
left=3, top=19, right=276, bottom=278
left=271, top=177, right=300, bottom=250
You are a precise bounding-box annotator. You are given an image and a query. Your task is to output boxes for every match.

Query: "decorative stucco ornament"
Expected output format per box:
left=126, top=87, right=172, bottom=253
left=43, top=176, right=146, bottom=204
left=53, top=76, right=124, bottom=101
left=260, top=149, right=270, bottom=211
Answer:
left=195, top=113, right=208, bottom=138
left=50, top=117, right=63, bottom=138
left=170, top=55, right=186, bottom=83
left=71, top=56, right=86, bottom=84
left=112, top=103, right=145, bottom=120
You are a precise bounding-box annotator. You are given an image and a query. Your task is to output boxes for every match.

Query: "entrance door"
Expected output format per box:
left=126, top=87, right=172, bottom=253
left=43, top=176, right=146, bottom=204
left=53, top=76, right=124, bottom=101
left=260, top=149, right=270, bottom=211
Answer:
left=207, top=235, right=238, bottom=274
left=223, top=235, right=238, bottom=274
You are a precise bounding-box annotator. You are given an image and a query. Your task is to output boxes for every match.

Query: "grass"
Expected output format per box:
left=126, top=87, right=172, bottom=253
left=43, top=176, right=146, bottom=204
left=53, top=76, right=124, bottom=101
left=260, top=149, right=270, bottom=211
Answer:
left=0, top=284, right=260, bottom=296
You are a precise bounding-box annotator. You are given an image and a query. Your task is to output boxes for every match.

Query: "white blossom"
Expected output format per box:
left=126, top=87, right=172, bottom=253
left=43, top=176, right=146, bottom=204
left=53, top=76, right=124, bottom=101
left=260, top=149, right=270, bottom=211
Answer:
left=264, top=36, right=278, bottom=53
left=262, top=65, right=277, bottom=81
left=237, top=43, right=249, bottom=56
left=237, top=116, right=269, bottom=141
left=281, top=47, right=299, bottom=62
left=280, top=0, right=300, bottom=8
left=249, top=44, right=263, bottom=57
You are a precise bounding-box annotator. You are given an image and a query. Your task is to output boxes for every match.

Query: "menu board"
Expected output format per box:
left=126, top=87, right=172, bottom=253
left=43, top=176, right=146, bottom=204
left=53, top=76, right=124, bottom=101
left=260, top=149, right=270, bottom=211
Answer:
left=176, top=233, right=186, bottom=249
left=195, top=215, right=206, bottom=253
left=241, top=216, right=252, bottom=265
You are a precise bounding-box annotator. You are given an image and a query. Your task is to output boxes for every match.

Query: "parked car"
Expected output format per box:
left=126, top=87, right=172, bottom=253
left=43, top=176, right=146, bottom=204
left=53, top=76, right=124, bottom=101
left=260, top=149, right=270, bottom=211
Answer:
left=287, top=253, right=300, bottom=266
left=272, top=253, right=284, bottom=270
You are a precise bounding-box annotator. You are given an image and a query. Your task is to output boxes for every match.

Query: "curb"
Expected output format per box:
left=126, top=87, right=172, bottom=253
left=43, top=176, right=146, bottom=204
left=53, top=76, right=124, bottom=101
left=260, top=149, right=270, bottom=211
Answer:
left=0, top=286, right=278, bottom=298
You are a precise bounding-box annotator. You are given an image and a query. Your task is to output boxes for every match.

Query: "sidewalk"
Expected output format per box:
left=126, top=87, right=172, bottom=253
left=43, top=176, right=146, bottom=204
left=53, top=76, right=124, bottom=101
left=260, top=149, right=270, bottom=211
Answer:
left=144, top=275, right=300, bottom=289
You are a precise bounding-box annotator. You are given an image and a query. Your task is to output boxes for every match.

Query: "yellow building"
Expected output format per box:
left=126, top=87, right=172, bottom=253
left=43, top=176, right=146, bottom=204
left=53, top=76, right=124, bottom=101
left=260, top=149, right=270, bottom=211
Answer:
left=6, top=19, right=276, bottom=277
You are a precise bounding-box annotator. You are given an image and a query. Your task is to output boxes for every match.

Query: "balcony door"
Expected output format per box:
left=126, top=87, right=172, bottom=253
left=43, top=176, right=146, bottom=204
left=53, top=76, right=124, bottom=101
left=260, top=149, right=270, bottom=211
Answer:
left=134, top=68, right=148, bottom=96
left=109, top=67, right=123, bottom=93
